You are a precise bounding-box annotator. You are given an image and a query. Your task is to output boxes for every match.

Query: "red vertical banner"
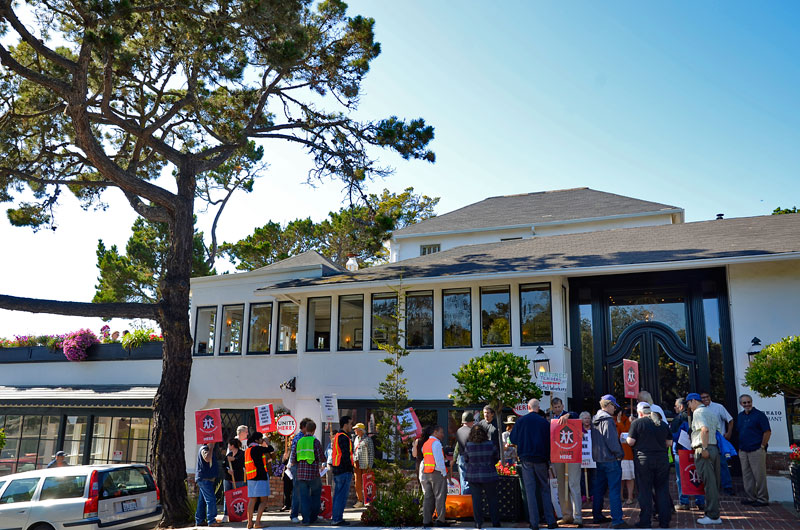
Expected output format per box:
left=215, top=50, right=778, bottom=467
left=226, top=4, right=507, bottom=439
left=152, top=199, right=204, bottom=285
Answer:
left=550, top=419, right=582, bottom=463
left=195, top=408, right=223, bottom=444
left=255, top=403, right=277, bottom=433
left=678, top=449, right=705, bottom=495
left=362, top=470, right=376, bottom=504
left=623, top=359, right=640, bottom=399
left=224, top=486, right=249, bottom=522
left=320, top=484, right=333, bottom=520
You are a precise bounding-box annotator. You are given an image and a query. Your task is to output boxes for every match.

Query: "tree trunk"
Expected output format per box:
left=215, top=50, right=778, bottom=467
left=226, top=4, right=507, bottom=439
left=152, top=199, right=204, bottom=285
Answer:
left=151, top=180, right=196, bottom=528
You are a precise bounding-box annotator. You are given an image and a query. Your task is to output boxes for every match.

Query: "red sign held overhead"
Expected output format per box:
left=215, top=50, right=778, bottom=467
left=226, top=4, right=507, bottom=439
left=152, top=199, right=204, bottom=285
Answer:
left=194, top=408, right=223, bottom=444
left=224, top=486, right=249, bottom=522
left=678, top=449, right=705, bottom=495
left=255, top=403, right=277, bottom=433
left=362, top=470, right=376, bottom=504
left=550, top=419, right=582, bottom=464
left=623, top=359, right=640, bottom=399
left=320, top=485, right=333, bottom=520
left=393, top=407, right=423, bottom=441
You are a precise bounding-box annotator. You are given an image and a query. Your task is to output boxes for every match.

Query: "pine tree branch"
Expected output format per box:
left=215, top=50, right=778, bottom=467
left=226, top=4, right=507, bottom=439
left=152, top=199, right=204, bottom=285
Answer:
left=0, top=294, right=159, bottom=319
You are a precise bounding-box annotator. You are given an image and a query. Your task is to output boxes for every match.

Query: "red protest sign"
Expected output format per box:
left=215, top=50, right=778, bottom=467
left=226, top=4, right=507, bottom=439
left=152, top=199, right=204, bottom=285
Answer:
left=362, top=470, right=376, bottom=504
left=195, top=408, right=223, bottom=444
left=550, top=419, right=582, bottom=464
left=393, top=407, right=423, bottom=441
left=320, top=484, right=333, bottom=520
left=623, top=359, right=639, bottom=399
left=678, top=449, right=705, bottom=495
left=254, top=403, right=276, bottom=433
left=224, top=486, right=249, bottom=522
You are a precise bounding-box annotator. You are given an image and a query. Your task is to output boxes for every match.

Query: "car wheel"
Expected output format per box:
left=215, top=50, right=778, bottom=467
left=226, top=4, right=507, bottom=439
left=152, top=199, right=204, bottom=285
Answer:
left=29, top=523, right=55, bottom=530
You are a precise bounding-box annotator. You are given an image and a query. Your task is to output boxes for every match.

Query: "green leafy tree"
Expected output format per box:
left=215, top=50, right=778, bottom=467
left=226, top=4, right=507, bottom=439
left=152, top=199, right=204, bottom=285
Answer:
left=0, top=428, right=6, bottom=452
left=451, top=350, right=542, bottom=456
left=221, top=187, right=438, bottom=269
left=773, top=206, right=798, bottom=215
left=0, top=1, right=434, bottom=525
left=745, top=335, right=800, bottom=397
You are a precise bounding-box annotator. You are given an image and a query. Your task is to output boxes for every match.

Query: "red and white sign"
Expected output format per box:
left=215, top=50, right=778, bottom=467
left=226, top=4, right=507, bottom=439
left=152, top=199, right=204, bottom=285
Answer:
left=276, top=414, right=297, bottom=437
left=678, top=449, right=705, bottom=495
left=394, top=407, right=423, bottom=441
left=320, top=485, right=332, bottom=520
left=550, top=419, right=582, bottom=463
left=224, top=486, right=249, bottom=522
left=446, top=477, right=461, bottom=496
left=363, top=470, right=376, bottom=504
left=513, top=403, right=530, bottom=416
left=255, top=403, right=276, bottom=433
left=623, top=359, right=639, bottom=399
left=194, top=408, right=223, bottom=444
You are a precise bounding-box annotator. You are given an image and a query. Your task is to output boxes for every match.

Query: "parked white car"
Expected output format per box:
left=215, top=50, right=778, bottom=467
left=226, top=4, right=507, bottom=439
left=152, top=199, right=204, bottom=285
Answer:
left=0, top=464, right=161, bottom=530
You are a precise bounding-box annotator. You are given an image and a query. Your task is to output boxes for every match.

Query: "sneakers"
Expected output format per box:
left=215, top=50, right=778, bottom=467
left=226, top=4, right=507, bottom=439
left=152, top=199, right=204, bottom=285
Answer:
left=290, top=517, right=300, bottom=523
left=353, top=501, right=365, bottom=508
left=697, top=517, right=723, bottom=525
left=675, top=504, right=690, bottom=511
left=557, top=517, right=573, bottom=525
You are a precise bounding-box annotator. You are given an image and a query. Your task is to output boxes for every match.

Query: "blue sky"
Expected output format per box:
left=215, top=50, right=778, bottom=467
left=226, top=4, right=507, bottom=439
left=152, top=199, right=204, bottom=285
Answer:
left=1, top=1, right=798, bottom=336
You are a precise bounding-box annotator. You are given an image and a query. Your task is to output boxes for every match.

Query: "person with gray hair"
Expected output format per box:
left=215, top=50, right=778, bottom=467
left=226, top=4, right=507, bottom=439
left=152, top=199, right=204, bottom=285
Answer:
left=736, top=393, right=771, bottom=507
left=237, top=425, right=250, bottom=448
left=627, top=402, right=672, bottom=528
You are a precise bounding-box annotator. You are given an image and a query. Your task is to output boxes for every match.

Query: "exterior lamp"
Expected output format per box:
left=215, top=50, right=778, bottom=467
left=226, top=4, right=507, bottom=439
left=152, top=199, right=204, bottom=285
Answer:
left=533, top=345, right=550, bottom=375
left=747, top=337, right=762, bottom=365
left=280, top=376, right=296, bottom=392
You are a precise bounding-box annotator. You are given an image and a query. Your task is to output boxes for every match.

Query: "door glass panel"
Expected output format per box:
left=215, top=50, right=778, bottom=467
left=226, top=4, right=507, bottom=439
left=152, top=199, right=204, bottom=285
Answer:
left=579, top=303, right=595, bottom=414
left=608, top=291, right=687, bottom=346
left=703, top=297, right=726, bottom=400
left=657, top=341, right=691, bottom=415
left=610, top=342, right=641, bottom=400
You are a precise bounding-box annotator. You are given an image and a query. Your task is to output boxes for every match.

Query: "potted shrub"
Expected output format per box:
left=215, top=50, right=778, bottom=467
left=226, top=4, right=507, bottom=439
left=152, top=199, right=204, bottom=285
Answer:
left=121, top=328, right=164, bottom=359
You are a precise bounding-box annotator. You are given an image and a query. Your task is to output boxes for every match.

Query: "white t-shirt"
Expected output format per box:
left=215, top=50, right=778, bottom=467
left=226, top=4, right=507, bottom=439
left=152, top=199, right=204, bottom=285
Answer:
left=708, top=401, right=732, bottom=434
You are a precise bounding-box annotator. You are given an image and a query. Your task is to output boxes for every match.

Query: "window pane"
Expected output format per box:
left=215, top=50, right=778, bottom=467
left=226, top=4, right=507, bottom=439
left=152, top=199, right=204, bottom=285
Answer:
left=0, top=478, right=40, bottom=504
left=4, top=415, right=21, bottom=438
left=608, top=291, right=687, bottom=346
left=657, top=341, right=691, bottom=412
left=306, top=297, right=332, bottom=351
left=63, top=440, right=84, bottom=466
left=704, top=297, right=726, bottom=400
left=0, top=438, right=19, bottom=475
left=278, top=302, right=299, bottom=352
left=109, top=438, right=130, bottom=463
left=64, top=416, right=87, bottom=441
left=130, top=418, right=150, bottom=440
left=40, top=475, right=87, bottom=500
left=248, top=303, right=272, bottom=353
left=37, top=439, right=58, bottom=468
left=406, top=291, right=434, bottom=349
left=443, top=289, right=471, bottom=348
left=93, top=416, right=113, bottom=437
left=520, top=283, right=553, bottom=345
left=371, top=293, right=398, bottom=350
left=129, top=439, right=149, bottom=463
left=17, top=438, right=38, bottom=472
left=481, top=286, right=511, bottom=346
left=338, top=295, right=364, bottom=350
left=90, top=437, right=110, bottom=463
left=220, top=305, right=244, bottom=354
left=99, top=468, right=154, bottom=500
left=194, top=306, right=217, bottom=355
left=41, top=416, right=60, bottom=439
left=22, top=416, right=42, bottom=437
left=112, top=418, right=132, bottom=440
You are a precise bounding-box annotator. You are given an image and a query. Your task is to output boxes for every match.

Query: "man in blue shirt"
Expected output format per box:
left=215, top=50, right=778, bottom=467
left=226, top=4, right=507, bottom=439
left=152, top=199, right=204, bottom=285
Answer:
left=736, top=394, right=771, bottom=507
left=510, top=398, right=557, bottom=530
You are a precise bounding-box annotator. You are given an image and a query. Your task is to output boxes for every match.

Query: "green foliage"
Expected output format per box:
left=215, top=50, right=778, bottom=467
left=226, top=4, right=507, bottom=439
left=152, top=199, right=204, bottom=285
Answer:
left=0, top=428, right=5, bottom=452
left=745, top=335, right=800, bottom=397
left=773, top=206, right=798, bottom=215
left=221, top=187, right=438, bottom=269
left=361, top=482, right=422, bottom=526
left=120, top=328, right=163, bottom=350
left=93, top=218, right=214, bottom=304
left=451, top=349, right=543, bottom=413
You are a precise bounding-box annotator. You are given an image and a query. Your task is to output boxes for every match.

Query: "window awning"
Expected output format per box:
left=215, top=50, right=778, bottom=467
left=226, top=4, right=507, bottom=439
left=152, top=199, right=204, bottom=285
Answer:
left=0, top=385, right=157, bottom=408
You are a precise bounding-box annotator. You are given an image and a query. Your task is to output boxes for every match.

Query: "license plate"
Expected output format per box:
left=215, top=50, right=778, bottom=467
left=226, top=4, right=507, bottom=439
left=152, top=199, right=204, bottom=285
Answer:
left=121, top=499, right=137, bottom=512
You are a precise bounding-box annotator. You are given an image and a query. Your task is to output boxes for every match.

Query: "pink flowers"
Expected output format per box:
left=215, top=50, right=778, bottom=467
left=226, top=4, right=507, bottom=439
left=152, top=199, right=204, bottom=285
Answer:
left=61, top=329, right=99, bottom=362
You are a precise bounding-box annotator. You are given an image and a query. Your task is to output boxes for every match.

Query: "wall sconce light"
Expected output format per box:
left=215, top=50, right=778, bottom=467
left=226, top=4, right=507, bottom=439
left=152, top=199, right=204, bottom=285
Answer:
left=747, top=337, right=762, bottom=365
left=533, top=345, right=550, bottom=375
left=280, top=376, right=296, bottom=392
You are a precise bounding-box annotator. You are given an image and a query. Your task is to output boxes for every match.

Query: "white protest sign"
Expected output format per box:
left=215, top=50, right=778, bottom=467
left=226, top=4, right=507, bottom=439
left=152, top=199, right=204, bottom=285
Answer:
left=538, top=372, right=568, bottom=393
left=255, top=403, right=276, bottom=433
left=276, top=414, right=297, bottom=436
left=513, top=403, right=530, bottom=416
left=581, top=431, right=596, bottom=469
left=320, top=394, right=339, bottom=423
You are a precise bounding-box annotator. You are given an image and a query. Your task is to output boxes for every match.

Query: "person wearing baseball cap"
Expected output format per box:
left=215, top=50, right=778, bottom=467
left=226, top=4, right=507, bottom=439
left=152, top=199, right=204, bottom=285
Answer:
left=686, top=393, right=723, bottom=525
left=46, top=450, right=69, bottom=468
left=591, top=395, right=628, bottom=528
left=626, top=402, right=672, bottom=528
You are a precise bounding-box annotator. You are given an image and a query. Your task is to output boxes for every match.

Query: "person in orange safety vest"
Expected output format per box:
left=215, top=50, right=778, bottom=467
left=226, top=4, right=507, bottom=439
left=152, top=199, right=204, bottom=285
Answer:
left=330, top=415, right=355, bottom=525
left=420, top=424, right=448, bottom=527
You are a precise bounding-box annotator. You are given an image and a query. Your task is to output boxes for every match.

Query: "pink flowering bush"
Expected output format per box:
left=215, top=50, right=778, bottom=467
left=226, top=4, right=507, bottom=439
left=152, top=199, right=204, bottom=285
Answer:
left=61, top=329, right=99, bottom=362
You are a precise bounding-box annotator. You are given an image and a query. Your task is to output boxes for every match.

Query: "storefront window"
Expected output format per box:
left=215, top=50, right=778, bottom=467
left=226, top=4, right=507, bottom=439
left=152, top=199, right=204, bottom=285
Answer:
left=519, top=283, right=553, bottom=345
left=406, top=291, right=433, bottom=349
left=194, top=306, right=217, bottom=355
left=220, top=305, right=244, bottom=355
left=90, top=416, right=151, bottom=464
left=63, top=416, right=87, bottom=466
left=481, top=286, right=511, bottom=347
left=371, top=293, right=398, bottom=350
left=338, top=294, right=364, bottom=351
left=277, top=301, right=299, bottom=353
left=442, top=288, right=471, bottom=348
left=608, top=291, right=687, bottom=346
left=306, top=297, right=331, bottom=351
left=248, top=303, right=272, bottom=354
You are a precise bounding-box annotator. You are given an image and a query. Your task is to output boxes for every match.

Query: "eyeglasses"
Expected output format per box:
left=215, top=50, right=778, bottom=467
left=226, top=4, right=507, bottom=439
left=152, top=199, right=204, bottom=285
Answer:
left=741, top=401, right=752, bottom=405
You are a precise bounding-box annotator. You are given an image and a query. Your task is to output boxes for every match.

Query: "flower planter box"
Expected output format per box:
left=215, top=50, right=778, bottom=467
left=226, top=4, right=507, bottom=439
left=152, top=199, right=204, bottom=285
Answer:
left=0, top=342, right=162, bottom=363
left=88, top=343, right=130, bottom=360
left=0, top=346, right=31, bottom=362
left=129, top=342, right=163, bottom=360
left=482, top=474, right=524, bottom=522
left=29, top=346, right=66, bottom=362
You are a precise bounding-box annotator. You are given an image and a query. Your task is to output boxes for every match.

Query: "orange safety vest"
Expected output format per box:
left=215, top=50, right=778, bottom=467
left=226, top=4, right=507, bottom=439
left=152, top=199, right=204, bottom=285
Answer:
left=422, top=437, right=437, bottom=473
left=330, top=432, right=353, bottom=467
left=244, top=446, right=268, bottom=480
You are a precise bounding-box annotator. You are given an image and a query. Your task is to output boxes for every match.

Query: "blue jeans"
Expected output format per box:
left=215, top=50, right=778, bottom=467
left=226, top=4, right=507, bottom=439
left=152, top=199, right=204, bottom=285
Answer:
left=195, top=479, right=217, bottom=525
left=458, top=455, right=471, bottom=495
left=297, top=477, right=322, bottom=524
left=332, top=472, right=353, bottom=522
left=675, top=453, right=705, bottom=506
left=592, top=460, right=623, bottom=525
left=290, top=473, right=300, bottom=519
left=520, top=460, right=555, bottom=527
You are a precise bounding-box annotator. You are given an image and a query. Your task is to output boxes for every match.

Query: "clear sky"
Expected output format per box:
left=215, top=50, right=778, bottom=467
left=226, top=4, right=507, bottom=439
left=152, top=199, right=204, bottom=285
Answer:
left=1, top=0, right=798, bottom=337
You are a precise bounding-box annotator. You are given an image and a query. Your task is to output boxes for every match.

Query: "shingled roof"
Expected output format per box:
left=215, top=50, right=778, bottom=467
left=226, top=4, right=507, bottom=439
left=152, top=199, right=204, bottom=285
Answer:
left=250, top=250, right=344, bottom=276
left=265, top=214, right=800, bottom=289
left=392, top=188, right=681, bottom=237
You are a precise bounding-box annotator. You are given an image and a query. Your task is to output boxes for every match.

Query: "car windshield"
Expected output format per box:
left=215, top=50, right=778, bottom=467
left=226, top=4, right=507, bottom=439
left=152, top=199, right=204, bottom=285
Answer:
left=99, top=468, right=155, bottom=500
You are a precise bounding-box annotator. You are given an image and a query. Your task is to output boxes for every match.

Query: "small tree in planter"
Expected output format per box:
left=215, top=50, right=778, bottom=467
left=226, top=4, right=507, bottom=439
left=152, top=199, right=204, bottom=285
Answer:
left=745, top=335, right=800, bottom=398
left=450, top=350, right=543, bottom=457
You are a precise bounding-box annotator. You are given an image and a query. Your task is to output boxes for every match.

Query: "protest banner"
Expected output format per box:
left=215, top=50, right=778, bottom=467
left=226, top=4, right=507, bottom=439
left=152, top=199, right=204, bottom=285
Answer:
left=194, top=408, right=222, bottom=444
left=623, top=359, right=640, bottom=399
left=276, top=414, right=297, bottom=437
left=678, top=449, right=705, bottom=495
left=224, top=486, right=249, bottom=522
left=581, top=430, right=596, bottom=469
left=320, top=394, right=339, bottom=423
left=538, top=372, right=568, bottom=393
left=447, top=477, right=461, bottom=496
left=254, top=403, right=276, bottom=433
left=363, top=470, right=377, bottom=504
left=320, top=485, right=333, bottom=519
left=550, top=419, right=582, bottom=463
left=394, top=407, right=423, bottom=440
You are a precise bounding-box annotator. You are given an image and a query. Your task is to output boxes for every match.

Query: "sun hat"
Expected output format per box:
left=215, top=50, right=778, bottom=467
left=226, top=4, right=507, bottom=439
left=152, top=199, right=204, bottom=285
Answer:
left=503, top=415, right=516, bottom=425
left=353, top=422, right=366, bottom=431
left=601, top=394, right=620, bottom=408
left=461, top=412, right=475, bottom=423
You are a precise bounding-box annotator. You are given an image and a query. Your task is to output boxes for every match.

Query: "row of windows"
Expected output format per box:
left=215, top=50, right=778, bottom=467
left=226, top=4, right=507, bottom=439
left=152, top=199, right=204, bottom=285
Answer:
left=194, top=283, right=554, bottom=356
